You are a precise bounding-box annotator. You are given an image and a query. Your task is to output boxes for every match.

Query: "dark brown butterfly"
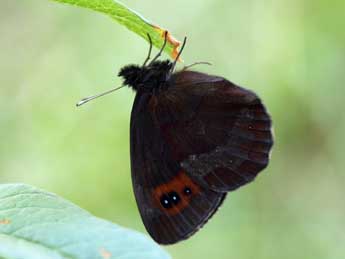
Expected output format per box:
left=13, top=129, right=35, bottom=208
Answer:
left=77, top=32, right=273, bottom=244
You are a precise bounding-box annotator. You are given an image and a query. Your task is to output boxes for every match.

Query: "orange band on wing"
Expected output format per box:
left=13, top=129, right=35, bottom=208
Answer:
left=152, top=170, right=200, bottom=215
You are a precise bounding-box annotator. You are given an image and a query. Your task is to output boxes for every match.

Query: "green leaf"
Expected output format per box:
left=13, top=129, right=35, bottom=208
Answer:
left=51, top=0, right=181, bottom=59
left=0, top=184, right=170, bottom=259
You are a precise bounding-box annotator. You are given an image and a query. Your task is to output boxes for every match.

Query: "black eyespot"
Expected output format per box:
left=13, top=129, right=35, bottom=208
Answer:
left=160, top=194, right=172, bottom=209
left=168, top=191, right=181, bottom=205
left=183, top=187, right=192, bottom=196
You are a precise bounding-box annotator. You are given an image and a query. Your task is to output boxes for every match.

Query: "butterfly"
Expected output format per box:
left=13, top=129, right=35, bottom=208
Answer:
left=77, top=32, right=273, bottom=244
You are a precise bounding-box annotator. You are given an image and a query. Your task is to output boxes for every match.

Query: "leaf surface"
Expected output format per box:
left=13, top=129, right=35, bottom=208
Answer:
left=52, top=0, right=181, bottom=59
left=0, top=184, right=170, bottom=259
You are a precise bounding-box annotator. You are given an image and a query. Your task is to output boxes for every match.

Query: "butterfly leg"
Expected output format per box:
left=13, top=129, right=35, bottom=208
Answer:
left=149, top=31, right=168, bottom=65
left=143, top=33, right=153, bottom=66
left=170, top=37, right=187, bottom=73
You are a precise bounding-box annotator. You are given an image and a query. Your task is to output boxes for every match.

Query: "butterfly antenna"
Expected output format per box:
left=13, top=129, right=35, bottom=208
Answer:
left=143, top=33, right=153, bottom=66
left=171, top=36, right=187, bottom=72
left=149, top=31, right=168, bottom=65
left=76, top=85, right=125, bottom=107
left=183, top=61, right=212, bottom=70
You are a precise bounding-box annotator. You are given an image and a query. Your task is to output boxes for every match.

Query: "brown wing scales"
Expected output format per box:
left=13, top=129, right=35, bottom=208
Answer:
left=130, top=70, right=273, bottom=244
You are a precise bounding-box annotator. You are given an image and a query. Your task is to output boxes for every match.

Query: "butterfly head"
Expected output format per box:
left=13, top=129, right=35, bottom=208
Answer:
left=118, top=60, right=173, bottom=93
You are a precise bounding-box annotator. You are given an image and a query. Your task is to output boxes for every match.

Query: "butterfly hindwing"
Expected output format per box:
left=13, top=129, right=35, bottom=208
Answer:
left=152, top=70, right=273, bottom=192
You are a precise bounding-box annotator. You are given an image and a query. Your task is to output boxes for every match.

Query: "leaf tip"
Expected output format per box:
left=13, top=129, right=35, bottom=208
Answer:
left=153, top=26, right=183, bottom=61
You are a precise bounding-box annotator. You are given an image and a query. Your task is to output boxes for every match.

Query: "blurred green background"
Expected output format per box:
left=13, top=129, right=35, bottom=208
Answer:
left=1, top=0, right=344, bottom=258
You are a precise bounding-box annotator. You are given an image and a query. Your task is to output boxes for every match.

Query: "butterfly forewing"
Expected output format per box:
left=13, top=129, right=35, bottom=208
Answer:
left=130, top=92, right=226, bottom=244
